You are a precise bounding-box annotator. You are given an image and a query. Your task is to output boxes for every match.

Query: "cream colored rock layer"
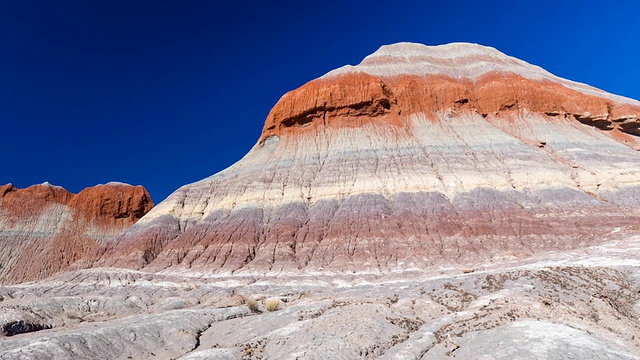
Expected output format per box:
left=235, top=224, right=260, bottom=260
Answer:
left=0, top=204, right=73, bottom=235
left=141, top=111, right=640, bottom=225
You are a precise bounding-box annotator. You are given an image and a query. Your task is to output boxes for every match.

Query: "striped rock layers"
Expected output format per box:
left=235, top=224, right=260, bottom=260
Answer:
left=0, top=182, right=153, bottom=283
left=97, top=42, right=640, bottom=275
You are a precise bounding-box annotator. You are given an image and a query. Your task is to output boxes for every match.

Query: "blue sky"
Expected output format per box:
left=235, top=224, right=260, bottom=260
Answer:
left=1, top=0, right=639, bottom=202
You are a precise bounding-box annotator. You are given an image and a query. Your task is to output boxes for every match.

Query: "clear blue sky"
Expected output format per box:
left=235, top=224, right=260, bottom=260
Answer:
left=2, top=0, right=639, bottom=202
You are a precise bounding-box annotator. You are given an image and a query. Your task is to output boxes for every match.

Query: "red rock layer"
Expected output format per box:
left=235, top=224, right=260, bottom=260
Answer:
left=0, top=183, right=153, bottom=284
left=261, top=73, right=640, bottom=148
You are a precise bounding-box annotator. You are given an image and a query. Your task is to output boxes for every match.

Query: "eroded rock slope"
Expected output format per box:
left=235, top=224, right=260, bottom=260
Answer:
left=0, top=182, right=153, bottom=284
left=95, top=42, right=640, bottom=274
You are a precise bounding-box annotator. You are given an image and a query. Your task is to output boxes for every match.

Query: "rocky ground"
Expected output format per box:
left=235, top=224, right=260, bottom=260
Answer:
left=2, top=235, right=640, bottom=359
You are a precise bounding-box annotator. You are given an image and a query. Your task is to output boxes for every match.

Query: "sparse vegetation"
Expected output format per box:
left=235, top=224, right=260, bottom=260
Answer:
left=387, top=294, right=399, bottom=306
left=264, top=299, right=281, bottom=312
left=238, top=338, right=267, bottom=360
left=246, top=298, right=260, bottom=313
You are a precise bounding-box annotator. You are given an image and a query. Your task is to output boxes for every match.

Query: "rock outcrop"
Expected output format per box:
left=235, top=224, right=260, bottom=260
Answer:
left=0, top=182, right=153, bottom=284
left=94, top=43, right=640, bottom=275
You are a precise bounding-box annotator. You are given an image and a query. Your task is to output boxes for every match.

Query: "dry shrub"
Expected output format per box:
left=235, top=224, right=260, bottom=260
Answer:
left=245, top=298, right=260, bottom=313
left=264, top=299, right=281, bottom=312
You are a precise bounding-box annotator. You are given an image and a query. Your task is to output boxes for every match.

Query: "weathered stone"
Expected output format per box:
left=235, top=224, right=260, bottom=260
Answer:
left=0, top=182, right=153, bottom=284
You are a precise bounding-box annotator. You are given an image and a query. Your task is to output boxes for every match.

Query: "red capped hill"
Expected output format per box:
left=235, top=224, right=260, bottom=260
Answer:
left=0, top=182, right=153, bottom=284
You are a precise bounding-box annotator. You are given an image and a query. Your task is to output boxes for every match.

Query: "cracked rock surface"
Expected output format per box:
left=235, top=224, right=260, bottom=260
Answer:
left=2, top=236, right=640, bottom=359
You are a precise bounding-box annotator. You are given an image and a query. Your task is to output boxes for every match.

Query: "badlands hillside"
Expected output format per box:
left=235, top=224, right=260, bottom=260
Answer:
left=1, top=42, right=640, bottom=359
left=93, top=42, right=640, bottom=275
left=0, top=182, right=153, bottom=284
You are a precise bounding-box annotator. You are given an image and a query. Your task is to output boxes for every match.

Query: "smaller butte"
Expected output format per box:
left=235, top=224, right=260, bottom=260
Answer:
left=0, top=182, right=154, bottom=284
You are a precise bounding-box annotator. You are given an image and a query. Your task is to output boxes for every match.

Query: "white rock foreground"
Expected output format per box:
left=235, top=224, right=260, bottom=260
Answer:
left=2, top=238, right=640, bottom=359
left=2, top=42, right=640, bottom=359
